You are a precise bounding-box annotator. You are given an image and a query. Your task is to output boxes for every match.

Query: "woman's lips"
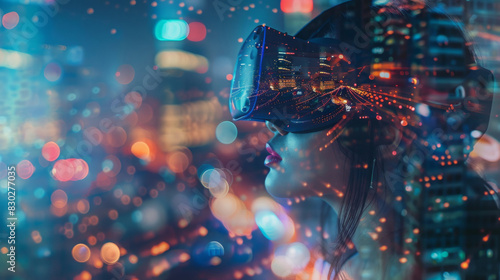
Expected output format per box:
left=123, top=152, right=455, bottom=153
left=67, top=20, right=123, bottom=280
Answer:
left=265, top=143, right=282, bottom=166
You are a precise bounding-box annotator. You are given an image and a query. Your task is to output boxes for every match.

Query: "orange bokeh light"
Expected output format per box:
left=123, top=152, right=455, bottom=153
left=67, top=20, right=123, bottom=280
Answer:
left=72, top=244, right=91, bottom=263
left=131, top=141, right=150, bottom=159
left=100, top=242, right=120, bottom=265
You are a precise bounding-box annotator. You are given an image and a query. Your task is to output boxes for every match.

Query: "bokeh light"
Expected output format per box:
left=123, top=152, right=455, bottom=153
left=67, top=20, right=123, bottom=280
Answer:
left=72, top=244, right=91, bottom=263
left=2, top=12, right=20, bottom=29
left=216, top=121, right=238, bottom=144
left=187, top=22, right=207, bottom=42
left=42, top=142, right=60, bottom=161
left=100, top=242, right=120, bottom=265
left=131, top=141, right=150, bottom=159
left=44, top=62, right=62, bottom=82
left=155, top=19, right=189, bottom=41
left=17, top=160, right=35, bottom=179
left=115, top=64, right=135, bottom=85
left=255, top=210, right=285, bottom=241
left=280, top=0, right=313, bottom=13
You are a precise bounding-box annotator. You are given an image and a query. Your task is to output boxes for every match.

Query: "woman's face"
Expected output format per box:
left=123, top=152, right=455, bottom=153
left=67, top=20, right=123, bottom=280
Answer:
left=264, top=121, right=351, bottom=199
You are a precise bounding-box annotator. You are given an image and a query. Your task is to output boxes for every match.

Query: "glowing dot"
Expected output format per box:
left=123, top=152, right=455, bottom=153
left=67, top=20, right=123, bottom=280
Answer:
left=399, top=257, right=407, bottom=263
left=111, top=28, right=117, bottom=34
left=100, top=242, right=120, bottom=265
left=31, top=230, right=42, bottom=243
left=75, top=271, right=92, bottom=280
left=416, top=103, right=430, bottom=117
left=115, top=64, right=135, bottom=85
left=206, top=241, right=224, bottom=257
left=51, top=189, right=68, bottom=208
left=129, top=254, right=138, bottom=264
left=216, top=121, right=238, bottom=144
left=125, top=91, right=142, bottom=109
left=2, top=12, right=19, bottom=29
left=42, top=142, right=60, bottom=161
left=52, top=160, right=74, bottom=181
left=210, top=256, right=221, bottom=265
left=187, top=22, right=206, bottom=42
left=199, top=227, right=208, bottom=236
left=72, top=244, right=91, bottom=263
left=461, top=260, right=469, bottom=269
left=168, top=151, right=190, bottom=173
left=483, top=234, right=490, bottom=242
left=131, top=141, right=150, bottom=159
left=379, top=71, right=391, bottom=79
left=77, top=199, right=90, bottom=214
left=211, top=194, right=240, bottom=220
left=68, top=159, right=89, bottom=181
left=238, top=38, right=243, bottom=43
left=155, top=19, right=189, bottom=41
left=280, top=0, right=313, bottom=13
left=471, top=130, right=482, bottom=138
left=226, top=74, right=233, bottom=81
left=106, top=126, right=127, bottom=147
left=256, top=210, right=285, bottom=241
left=380, top=245, right=387, bottom=251
left=271, top=256, right=292, bottom=277
left=44, top=62, right=62, bottom=82
left=17, top=160, right=35, bottom=179
left=108, top=210, right=119, bottom=220
left=87, top=8, right=94, bottom=14
left=179, top=252, right=190, bottom=262
left=285, top=242, right=310, bottom=272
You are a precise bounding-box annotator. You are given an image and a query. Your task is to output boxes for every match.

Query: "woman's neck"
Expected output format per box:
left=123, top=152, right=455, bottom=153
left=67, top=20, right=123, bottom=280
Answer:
left=320, top=194, right=396, bottom=279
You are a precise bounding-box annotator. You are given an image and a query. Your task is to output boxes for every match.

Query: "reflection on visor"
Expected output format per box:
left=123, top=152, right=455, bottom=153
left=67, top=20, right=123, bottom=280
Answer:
left=229, top=25, right=376, bottom=132
left=230, top=25, right=494, bottom=134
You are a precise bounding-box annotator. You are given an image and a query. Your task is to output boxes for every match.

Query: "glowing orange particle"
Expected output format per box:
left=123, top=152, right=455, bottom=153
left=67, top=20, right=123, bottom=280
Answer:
left=72, top=244, right=91, bottom=263
left=131, top=141, right=150, bottom=159
left=100, top=242, right=120, bottom=265
left=51, top=189, right=68, bottom=208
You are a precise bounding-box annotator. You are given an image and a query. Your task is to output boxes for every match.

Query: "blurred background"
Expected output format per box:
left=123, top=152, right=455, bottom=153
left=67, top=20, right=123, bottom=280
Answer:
left=0, top=0, right=499, bottom=279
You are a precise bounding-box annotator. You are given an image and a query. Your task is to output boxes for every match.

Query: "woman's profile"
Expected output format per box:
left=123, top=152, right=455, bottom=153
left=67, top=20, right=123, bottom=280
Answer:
left=230, top=1, right=499, bottom=279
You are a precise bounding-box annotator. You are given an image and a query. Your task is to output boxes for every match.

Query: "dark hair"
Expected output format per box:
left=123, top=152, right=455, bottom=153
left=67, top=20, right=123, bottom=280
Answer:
left=320, top=118, right=401, bottom=279
left=297, top=2, right=496, bottom=279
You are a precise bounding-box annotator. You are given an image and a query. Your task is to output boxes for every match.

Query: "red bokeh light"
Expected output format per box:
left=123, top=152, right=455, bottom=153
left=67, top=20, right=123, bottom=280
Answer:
left=2, top=12, right=20, bottom=29
left=187, top=22, right=207, bottom=42
left=52, top=159, right=89, bottom=181
left=42, top=141, right=60, bottom=161
left=280, top=0, right=313, bottom=13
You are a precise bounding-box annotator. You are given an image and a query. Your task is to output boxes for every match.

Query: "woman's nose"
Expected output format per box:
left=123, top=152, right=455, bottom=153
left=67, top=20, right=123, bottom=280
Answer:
left=266, top=121, right=288, bottom=136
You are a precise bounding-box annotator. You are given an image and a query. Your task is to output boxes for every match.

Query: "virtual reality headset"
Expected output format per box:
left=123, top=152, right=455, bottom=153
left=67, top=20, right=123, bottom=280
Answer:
left=229, top=25, right=378, bottom=133
left=229, top=25, right=494, bottom=134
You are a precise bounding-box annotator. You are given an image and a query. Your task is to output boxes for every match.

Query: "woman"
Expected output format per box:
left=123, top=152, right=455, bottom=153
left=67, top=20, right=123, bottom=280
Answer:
left=230, top=1, right=499, bottom=279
